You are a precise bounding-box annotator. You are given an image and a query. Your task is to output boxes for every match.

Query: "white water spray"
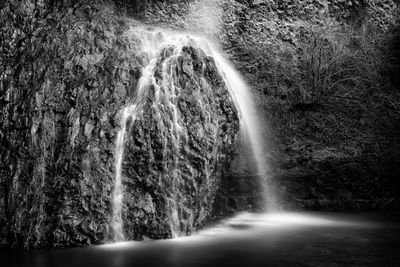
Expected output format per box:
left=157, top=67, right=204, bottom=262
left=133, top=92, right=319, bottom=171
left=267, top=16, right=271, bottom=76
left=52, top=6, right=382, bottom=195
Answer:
left=210, top=50, right=275, bottom=210
left=111, top=26, right=273, bottom=241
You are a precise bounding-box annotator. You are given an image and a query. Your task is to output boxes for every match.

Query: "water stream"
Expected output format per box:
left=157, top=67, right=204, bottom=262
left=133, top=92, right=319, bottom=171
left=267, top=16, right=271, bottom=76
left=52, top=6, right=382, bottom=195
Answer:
left=111, top=27, right=271, bottom=241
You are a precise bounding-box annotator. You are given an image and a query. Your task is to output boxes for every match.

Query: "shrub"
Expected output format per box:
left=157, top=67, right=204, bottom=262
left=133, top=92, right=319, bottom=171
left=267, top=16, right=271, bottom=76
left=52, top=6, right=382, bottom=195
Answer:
left=291, top=23, right=388, bottom=105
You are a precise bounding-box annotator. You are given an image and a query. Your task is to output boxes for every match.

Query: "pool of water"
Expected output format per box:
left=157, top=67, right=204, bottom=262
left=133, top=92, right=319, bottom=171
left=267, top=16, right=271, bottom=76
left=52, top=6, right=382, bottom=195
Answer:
left=3, top=211, right=400, bottom=267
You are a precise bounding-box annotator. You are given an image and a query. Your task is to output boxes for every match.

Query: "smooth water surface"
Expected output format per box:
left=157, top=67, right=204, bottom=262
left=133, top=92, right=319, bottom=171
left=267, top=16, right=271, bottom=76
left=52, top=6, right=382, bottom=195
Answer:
left=3, top=211, right=400, bottom=267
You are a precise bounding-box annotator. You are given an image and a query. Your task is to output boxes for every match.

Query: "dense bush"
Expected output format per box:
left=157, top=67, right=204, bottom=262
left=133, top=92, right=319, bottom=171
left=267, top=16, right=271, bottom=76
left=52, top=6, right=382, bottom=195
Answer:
left=292, top=23, right=389, bottom=105
left=220, top=0, right=398, bottom=107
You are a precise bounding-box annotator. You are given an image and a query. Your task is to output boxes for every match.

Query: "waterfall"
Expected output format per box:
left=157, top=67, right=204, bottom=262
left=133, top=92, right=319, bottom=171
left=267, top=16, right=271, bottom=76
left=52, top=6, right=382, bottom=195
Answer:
left=210, top=52, right=275, bottom=210
left=111, top=108, right=128, bottom=242
left=111, top=26, right=272, bottom=242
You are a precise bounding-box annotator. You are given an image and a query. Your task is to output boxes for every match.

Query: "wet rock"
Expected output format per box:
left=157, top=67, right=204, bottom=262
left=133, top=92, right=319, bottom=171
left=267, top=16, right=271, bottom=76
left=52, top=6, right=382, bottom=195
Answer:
left=0, top=5, right=239, bottom=248
left=122, top=44, right=239, bottom=239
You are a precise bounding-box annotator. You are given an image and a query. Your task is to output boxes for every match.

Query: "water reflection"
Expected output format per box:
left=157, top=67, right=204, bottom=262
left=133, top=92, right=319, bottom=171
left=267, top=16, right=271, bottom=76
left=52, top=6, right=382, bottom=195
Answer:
left=3, top=212, right=399, bottom=267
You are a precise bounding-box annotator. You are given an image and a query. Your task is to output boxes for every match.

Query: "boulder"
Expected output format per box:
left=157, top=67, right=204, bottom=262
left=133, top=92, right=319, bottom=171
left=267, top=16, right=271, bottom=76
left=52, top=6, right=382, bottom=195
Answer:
left=0, top=6, right=239, bottom=248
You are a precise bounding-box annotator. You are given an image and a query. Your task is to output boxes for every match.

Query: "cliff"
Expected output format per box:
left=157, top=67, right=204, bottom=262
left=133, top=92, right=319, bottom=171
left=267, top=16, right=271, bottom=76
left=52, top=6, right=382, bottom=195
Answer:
left=218, top=0, right=400, bottom=211
left=0, top=2, right=239, bottom=248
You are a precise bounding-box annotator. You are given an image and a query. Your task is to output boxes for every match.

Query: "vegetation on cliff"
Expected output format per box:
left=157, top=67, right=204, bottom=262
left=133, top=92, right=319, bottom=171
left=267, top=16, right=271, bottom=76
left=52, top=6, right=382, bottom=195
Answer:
left=218, top=0, right=400, bottom=210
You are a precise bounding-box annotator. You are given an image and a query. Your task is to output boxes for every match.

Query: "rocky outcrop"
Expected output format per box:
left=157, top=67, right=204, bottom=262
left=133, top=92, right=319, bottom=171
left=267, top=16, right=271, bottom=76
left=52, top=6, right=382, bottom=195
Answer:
left=122, top=44, right=239, bottom=240
left=0, top=5, right=140, bottom=248
left=0, top=4, right=239, bottom=248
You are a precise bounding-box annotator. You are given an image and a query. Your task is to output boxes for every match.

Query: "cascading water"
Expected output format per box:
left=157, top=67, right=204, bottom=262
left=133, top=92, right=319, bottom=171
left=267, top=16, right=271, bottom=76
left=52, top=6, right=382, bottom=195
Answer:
left=111, top=26, right=272, bottom=241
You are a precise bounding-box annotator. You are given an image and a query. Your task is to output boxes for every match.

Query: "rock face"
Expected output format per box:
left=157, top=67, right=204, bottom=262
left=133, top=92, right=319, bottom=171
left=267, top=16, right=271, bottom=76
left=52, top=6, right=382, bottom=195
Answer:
left=0, top=5, right=239, bottom=248
left=121, top=42, right=239, bottom=240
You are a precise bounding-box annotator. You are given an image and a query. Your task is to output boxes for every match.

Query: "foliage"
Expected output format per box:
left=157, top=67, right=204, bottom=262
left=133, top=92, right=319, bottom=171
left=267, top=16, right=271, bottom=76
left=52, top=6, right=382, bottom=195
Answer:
left=292, top=23, right=389, bottom=105
left=219, top=0, right=400, bottom=206
left=220, top=0, right=398, bottom=106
